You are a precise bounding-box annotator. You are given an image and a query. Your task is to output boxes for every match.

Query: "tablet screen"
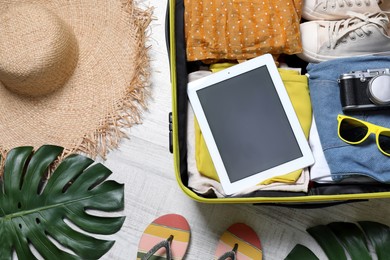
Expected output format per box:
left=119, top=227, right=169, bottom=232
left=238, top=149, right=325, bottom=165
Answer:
left=196, top=65, right=302, bottom=182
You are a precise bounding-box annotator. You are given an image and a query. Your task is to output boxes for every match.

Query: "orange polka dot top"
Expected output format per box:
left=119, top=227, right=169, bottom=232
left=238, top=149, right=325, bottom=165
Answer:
left=184, top=0, right=303, bottom=63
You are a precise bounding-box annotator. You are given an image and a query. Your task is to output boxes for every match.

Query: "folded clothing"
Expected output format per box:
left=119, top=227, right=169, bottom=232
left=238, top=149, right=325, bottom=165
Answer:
left=187, top=105, right=311, bottom=198
left=308, top=116, right=332, bottom=183
left=307, top=56, right=390, bottom=183
left=309, top=115, right=382, bottom=184
left=186, top=66, right=313, bottom=197
left=184, top=0, right=303, bottom=63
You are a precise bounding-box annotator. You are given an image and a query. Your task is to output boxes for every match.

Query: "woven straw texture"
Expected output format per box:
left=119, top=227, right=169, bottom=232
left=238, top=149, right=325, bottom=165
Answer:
left=0, top=4, right=79, bottom=96
left=0, top=0, right=151, bottom=160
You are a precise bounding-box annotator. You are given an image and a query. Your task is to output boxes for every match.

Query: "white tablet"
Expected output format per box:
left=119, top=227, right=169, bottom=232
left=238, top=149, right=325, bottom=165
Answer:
left=187, top=54, right=314, bottom=195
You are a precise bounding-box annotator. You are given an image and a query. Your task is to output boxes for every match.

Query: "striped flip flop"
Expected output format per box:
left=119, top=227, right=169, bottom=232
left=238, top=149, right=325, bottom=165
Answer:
left=215, top=223, right=262, bottom=260
left=137, top=214, right=191, bottom=260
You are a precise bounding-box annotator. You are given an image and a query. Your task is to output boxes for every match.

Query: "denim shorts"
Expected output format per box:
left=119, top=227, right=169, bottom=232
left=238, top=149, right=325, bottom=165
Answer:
left=307, top=56, right=390, bottom=183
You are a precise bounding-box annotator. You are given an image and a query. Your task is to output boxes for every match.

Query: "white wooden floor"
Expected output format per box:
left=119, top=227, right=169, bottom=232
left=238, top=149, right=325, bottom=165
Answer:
left=100, top=1, right=390, bottom=259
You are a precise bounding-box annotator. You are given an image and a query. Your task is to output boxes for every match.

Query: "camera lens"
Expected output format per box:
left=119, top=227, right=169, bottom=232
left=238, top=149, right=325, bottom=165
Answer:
left=368, top=75, right=390, bottom=105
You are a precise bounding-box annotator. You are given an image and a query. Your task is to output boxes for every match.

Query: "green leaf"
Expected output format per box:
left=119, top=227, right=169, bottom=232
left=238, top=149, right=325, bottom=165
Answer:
left=0, top=145, right=125, bottom=259
left=327, top=222, right=371, bottom=260
left=307, top=225, right=347, bottom=260
left=286, top=221, right=390, bottom=259
left=284, top=244, right=319, bottom=260
left=359, top=221, right=390, bottom=260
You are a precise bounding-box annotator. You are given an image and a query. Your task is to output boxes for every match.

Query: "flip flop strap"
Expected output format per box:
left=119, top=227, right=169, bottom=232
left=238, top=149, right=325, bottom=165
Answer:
left=217, top=243, right=238, bottom=260
left=142, top=235, right=173, bottom=260
left=217, top=251, right=237, bottom=260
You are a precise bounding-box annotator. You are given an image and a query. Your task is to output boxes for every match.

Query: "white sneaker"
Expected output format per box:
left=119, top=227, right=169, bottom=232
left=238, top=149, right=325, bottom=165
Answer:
left=302, top=0, right=386, bottom=20
left=298, top=12, right=390, bottom=63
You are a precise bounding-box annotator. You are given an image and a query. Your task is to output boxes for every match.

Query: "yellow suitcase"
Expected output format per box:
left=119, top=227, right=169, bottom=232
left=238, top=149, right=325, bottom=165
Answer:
left=167, top=0, right=390, bottom=205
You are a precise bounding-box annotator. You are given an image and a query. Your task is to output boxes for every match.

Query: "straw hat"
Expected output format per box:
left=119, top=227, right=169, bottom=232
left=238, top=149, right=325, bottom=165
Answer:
left=0, top=1, right=151, bottom=159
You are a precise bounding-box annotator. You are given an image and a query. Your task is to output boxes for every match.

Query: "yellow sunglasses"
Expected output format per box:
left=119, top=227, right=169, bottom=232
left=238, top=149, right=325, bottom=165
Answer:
left=337, top=114, right=390, bottom=156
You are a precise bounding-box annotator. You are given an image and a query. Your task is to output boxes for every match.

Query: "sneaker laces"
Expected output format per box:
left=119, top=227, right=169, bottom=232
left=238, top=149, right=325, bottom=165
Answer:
left=327, top=12, right=389, bottom=49
left=315, top=0, right=372, bottom=10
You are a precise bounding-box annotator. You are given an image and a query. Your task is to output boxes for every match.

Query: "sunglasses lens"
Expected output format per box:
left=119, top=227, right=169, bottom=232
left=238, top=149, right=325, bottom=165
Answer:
left=339, top=118, right=368, bottom=143
left=379, top=131, right=390, bottom=155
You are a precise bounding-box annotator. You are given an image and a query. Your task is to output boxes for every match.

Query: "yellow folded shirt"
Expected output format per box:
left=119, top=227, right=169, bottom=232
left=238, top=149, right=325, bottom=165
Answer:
left=195, top=66, right=312, bottom=184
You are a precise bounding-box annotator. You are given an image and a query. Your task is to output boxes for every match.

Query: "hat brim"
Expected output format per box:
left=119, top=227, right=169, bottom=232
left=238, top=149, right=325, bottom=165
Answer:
left=0, top=0, right=151, bottom=158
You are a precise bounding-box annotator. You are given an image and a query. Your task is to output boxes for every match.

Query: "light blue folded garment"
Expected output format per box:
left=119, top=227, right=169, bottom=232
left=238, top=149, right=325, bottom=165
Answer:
left=307, top=56, right=390, bottom=183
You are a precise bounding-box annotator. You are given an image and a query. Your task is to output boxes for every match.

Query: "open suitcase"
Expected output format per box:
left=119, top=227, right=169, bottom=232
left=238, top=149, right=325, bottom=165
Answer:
left=167, top=0, right=390, bottom=205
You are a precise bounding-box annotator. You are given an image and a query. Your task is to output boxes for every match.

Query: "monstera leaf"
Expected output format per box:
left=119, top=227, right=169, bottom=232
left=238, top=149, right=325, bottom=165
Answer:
left=0, top=145, right=125, bottom=259
left=285, top=221, right=390, bottom=260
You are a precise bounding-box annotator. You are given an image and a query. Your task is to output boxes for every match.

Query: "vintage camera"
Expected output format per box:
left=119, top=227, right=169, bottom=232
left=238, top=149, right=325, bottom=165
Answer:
left=338, top=68, right=390, bottom=112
